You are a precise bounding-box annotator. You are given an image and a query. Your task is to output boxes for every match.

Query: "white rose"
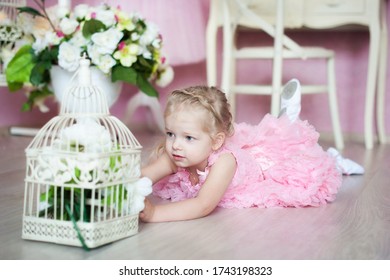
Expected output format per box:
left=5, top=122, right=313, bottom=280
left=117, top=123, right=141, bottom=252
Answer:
left=44, top=31, right=61, bottom=46
left=152, top=38, right=161, bottom=49
left=138, top=46, right=152, bottom=59
left=69, top=31, right=88, bottom=48
left=32, top=37, right=48, bottom=55
left=58, top=42, right=82, bottom=72
left=96, top=55, right=116, bottom=74
left=131, top=33, right=140, bottom=41
left=74, top=4, right=90, bottom=19
left=59, top=17, right=79, bottom=35
left=91, top=28, right=123, bottom=54
left=56, top=6, right=69, bottom=19
left=140, top=23, right=159, bottom=46
left=87, top=44, right=102, bottom=66
left=156, top=66, right=174, bottom=88
left=59, top=118, right=112, bottom=153
left=94, top=6, right=116, bottom=27
left=124, top=177, right=152, bottom=215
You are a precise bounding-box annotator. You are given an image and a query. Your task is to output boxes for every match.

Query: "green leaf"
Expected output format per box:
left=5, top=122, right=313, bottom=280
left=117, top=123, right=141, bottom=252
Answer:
left=136, top=74, right=159, bottom=97
left=117, top=184, right=125, bottom=211
left=17, top=7, right=45, bottom=18
left=5, top=45, right=35, bottom=90
left=111, top=65, right=158, bottom=97
left=111, top=65, right=137, bottom=85
left=40, top=186, right=54, bottom=202
left=30, top=61, right=51, bottom=85
left=137, top=56, right=154, bottom=73
left=75, top=168, right=81, bottom=179
left=7, top=81, right=24, bottom=92
left=48, top=46, right=59, bottom=64
left=110, top=156, right=117, bottom=170
left=65, top=204, right=90, bottom=251
left=30, top=46, right=58, bottom=63
left=21, top=102, right=31, bottom=112
left=82, top=19, right=106, bottom=38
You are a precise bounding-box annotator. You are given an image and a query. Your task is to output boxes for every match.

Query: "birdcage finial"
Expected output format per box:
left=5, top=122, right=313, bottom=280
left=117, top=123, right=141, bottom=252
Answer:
left=78, top=53, right=91, bottom=86
left=60, top=55, right=110, bottom=115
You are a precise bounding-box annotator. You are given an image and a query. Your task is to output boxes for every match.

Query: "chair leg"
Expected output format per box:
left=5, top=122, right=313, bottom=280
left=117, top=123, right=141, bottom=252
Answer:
left=221, top=1, right=237, bottom=120
left=221, top=0, right=232, bottom=94
left=229, top=54, right=237, bottom=120
left=270, top=0, right=284, bottom=117
left=377, top=2, right=388, bottom=144
left=206, top=0, right=219, bottom=87
left=327, top=56, right=344, bottom=150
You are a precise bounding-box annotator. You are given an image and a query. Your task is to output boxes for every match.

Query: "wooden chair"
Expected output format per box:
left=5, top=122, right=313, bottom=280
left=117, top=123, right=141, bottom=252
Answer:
left=217, top=0, right=344, bottom=149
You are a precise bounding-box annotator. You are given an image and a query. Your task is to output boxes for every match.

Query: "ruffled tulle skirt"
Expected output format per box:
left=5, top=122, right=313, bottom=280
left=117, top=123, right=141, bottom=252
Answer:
left=153, top=114, right=342, bottom=209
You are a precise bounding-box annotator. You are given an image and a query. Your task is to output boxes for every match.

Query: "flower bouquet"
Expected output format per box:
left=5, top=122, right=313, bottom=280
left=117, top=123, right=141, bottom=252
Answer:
left=5, top=0, right=173, bottom=111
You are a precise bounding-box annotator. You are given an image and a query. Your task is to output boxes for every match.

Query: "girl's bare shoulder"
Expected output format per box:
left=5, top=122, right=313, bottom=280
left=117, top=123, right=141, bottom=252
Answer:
left=209, top=151, right=237, bottom=175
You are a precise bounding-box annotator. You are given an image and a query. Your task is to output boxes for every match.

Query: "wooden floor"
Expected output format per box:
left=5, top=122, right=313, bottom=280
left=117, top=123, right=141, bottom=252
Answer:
left=0, top=126, right=389, bottom=260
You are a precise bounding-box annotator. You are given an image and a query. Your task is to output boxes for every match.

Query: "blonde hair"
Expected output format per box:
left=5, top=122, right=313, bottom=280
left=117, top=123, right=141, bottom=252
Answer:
left=165, top=85, right=234, bottom=137
left=150, top=85, right=234, bottom=160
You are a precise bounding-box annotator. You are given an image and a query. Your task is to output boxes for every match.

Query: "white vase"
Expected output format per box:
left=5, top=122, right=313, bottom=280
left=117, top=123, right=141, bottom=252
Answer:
left=50, top=65, right=123, bottom=107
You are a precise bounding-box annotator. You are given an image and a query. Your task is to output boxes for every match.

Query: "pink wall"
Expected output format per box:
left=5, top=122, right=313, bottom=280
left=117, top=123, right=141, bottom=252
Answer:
left=1, top=0, right=389, bottom=142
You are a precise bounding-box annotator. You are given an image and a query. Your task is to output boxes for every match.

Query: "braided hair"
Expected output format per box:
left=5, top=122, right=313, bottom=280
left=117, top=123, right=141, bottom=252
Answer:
left=165, top=85, right=234, bottom=138
left=148, top=85, right=234, bottom=160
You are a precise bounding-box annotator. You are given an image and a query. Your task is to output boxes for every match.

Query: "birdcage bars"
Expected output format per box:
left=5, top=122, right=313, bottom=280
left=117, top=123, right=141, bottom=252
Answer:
left=23, top=120, right=142, bottom=247
left=22, top=57, right=144, bottom=248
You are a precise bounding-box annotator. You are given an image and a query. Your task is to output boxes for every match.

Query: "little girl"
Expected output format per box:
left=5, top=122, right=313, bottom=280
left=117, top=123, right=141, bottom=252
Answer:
left=140, top=80, right=363, bottom=222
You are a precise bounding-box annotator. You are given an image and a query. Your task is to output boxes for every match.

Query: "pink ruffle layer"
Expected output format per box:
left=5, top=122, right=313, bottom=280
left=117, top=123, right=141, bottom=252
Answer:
left=153, top=114, right=342, bottom=208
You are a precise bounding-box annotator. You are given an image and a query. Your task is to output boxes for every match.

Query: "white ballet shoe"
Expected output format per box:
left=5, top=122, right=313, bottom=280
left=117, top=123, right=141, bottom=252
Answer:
left=279, top=78, right=301, bottom=122
left=327, top=147, right=365, bottom=175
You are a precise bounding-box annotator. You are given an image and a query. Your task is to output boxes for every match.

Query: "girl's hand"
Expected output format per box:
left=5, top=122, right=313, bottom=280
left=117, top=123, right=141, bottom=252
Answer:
left=139, top=197, right=155, bottom=222
left=138, top=153, right=237, bottom=223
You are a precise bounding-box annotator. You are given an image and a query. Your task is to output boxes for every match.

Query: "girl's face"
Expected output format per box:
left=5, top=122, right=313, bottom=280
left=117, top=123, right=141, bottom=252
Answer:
left=164, top=107, right=216, bottom=172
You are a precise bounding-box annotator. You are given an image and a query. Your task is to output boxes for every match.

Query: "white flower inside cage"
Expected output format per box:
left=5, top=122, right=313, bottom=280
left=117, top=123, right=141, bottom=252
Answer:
left=35, top=116, right=144, bottom=220
left=54, top=117, right=112, bottom=153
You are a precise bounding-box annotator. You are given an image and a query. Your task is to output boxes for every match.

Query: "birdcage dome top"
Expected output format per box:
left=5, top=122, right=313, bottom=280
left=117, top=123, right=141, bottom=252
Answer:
left=26, top=56, right=142, bottom=153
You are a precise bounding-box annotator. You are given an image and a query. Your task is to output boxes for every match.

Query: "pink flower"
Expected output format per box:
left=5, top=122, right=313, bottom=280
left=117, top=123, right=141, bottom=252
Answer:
left=118, top=41, right=126, bottom=51
left=56, top=30, right=65, bottom=38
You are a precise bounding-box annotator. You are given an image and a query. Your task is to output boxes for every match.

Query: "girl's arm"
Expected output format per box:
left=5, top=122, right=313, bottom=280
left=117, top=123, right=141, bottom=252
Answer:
left=140, top=152, right=237, bottom=222
left=141, top=151, right=176, bottom=184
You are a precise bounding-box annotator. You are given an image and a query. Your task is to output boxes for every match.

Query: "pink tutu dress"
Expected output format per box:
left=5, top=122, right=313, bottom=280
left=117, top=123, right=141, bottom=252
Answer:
left=153, top=114, right=342, bottom=208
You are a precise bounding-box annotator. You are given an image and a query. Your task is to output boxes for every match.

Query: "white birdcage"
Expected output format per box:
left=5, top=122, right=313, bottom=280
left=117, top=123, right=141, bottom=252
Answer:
left=22, top=57, right=147, bottom=249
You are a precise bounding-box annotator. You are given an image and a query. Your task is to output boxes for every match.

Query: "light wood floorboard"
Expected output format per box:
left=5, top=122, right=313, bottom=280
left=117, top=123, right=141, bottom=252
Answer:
left=0, top=128, right=389, bottom=260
